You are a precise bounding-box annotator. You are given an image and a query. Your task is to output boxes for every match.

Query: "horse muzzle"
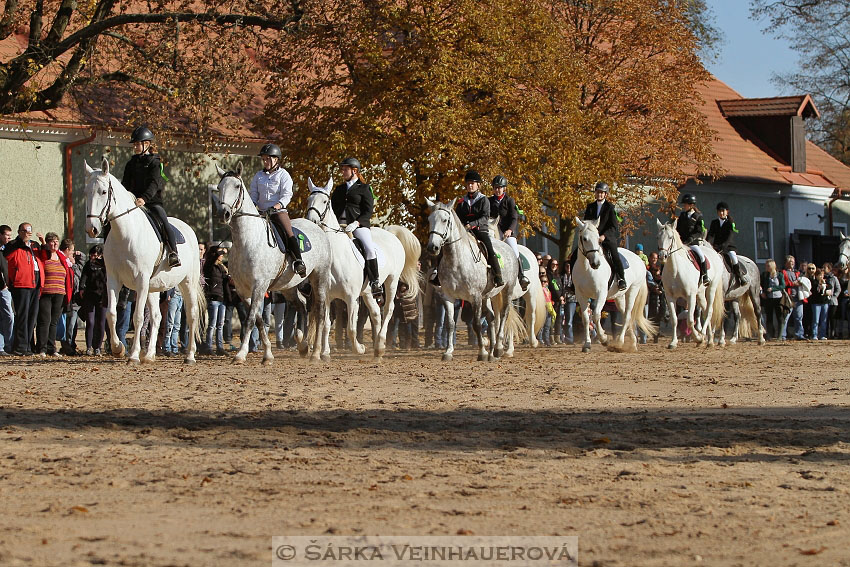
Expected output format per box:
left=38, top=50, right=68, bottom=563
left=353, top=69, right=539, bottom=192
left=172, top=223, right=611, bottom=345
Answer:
left=426, top=242, right=441, bottom=256
left=221, top=207, right=233, bottom=224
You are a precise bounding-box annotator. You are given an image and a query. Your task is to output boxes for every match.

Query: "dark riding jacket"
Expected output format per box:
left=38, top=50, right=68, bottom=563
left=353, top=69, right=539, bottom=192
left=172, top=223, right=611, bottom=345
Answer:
left=122, top=153, right=165, bottom=206
left=583, top=200, right=620, bottom=243
left=331, top=180, right=374, bottom=228
left=706, top=217, right=738, bottom=253
left=676, top=211, right=705, bottom=246
left=489, top=194, right=518, bottom=235
left=457, top=192, right=490, bottom=231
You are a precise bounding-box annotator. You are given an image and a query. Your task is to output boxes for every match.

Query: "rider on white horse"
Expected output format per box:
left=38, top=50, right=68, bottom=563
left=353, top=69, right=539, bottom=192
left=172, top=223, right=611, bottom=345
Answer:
left=677, top=193, right=709, bottom=286
left=568, top=181, right=626, bottom=292
left=457, top=170, right=504, bottom=286
left=489, top=175, right=530, bottom=291
left=249, top=143, right=307, bottom=277
left=122, top=126, right=180, bottom=268
left=331, top=157, right=382, bottom=296
left=706, top=201, right=750, bottom=286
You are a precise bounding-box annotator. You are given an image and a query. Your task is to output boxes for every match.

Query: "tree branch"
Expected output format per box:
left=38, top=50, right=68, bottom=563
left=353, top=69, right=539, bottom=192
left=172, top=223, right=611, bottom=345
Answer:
left=0, top=0, right=20, bottom=40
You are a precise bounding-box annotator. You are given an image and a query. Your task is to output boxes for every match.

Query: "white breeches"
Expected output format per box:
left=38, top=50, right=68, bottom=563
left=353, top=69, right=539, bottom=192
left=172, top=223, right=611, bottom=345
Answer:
left=503, top=235, right=520, bottom=258
left=727, top=250, right=738, bottom=264
left=689, top=244, right=705, bottom=262
left=353, top=227, right=377, bottom=260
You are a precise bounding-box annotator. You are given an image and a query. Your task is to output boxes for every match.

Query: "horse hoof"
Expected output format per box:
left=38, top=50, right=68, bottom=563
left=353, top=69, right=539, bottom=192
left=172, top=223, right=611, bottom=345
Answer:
left=442, top=353, right=453, bottom=362
left=477, top=353, right=487, bottom=362
left=127, top=358, right=140, bottom=365
left=112, top=345, right=125, bottom=357
left=321, top=354, right=331, bottom=362
left=581, top=344, right=590, bottom=353
left=183, top=357, right=196, bottom=365
left=355, top=346, right=366, bottom=355
left=231, top=356, right=246, bottom=365
left=262, top=357, right=273, bottom=366
left=667, top=343, right=677, bottom=350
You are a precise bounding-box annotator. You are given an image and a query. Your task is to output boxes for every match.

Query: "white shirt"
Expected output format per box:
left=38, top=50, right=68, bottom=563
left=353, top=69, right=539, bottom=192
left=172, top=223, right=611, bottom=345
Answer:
left=249, top=167, right=293, bottom=212
left=596, top=200, right=604, bottom=217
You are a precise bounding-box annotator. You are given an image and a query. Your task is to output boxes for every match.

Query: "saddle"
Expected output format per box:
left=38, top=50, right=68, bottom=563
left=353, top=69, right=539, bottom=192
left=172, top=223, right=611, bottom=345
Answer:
left=686, top=249, right=710, bottom=272
left=268, top=222, right=313, bottom=254
left=473, top=240, right=504, bottom=269
left=142, top=208, right=185, bottom=246
left=603, top=248, right=630, bottom=287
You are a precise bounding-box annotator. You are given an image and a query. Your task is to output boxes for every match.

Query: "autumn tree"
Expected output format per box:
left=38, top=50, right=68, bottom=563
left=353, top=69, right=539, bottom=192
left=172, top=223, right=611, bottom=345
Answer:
left=259, top=0, right=719, bottom=254
left=0, top=0, right=303, bottom=140
left=752, top=0, right=850, bottom=165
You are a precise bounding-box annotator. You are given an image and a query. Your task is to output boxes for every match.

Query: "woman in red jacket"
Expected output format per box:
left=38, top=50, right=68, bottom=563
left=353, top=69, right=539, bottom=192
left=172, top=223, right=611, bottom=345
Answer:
left=35, top=232, right=74, bottom=357
left=3, top=222, right=44, bottom=355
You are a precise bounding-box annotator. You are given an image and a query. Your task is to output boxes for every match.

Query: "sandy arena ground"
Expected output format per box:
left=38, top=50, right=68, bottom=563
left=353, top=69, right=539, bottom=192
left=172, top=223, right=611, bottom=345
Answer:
left=0, top=337, right=848, bottom=567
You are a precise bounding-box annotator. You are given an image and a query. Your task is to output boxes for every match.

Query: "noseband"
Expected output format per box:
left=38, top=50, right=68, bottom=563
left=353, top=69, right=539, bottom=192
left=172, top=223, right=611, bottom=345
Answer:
left=838, top=241, right=850, bottom=266
left=86, top=177, right=139, bottom=227
left=428, top=209, right=460, bottom=247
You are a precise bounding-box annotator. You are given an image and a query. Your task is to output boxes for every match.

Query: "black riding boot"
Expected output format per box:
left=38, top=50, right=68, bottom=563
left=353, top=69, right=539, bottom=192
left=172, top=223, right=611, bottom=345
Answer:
left=490, top=260, right=504, bottom=287
left=287, top=235, right=307, bottom=277
left=734, top=262, right=749, bottom=285
left=366, top=258, right=382, bottom=295
left=699, top=259, right=710, bottom=286
left=518, top=268, right=530, bottom=291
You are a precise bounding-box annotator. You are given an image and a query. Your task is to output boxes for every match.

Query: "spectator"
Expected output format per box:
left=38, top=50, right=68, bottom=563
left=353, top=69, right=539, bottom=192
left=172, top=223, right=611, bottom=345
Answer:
left=781, top=255, right=804, bottom=341
left=202, top=245, right=231, bottom=355
left=0, top=224, right=12, bottom=354
left=59, top=240, right=84, bottom=355
left=538, top=270, right=554, bottom=346
left=78, top=245, right=108, bottom=355
left=547, top=259, right=563, bottom=342
left=34, top=232, right=74, bottom=357
left=635, top=243, right=649, bottom=267
left=115, top=286, right=135, bottom=349
left=647, top=251, right=666, bottom=339
left=801, top=262, right=816, bottom=338
left=824, top=263, right=841, bottom=339
left=837, top=266, right=850, bottom=339
left=3, top=222, right=43, bottom=355
left=162, top=288, right=183, bottom=356
left=760, top=259, right=784, bottom=340
left=559, top=262, right=576, bottom=345
left=809, top=268, right=830, bottom=340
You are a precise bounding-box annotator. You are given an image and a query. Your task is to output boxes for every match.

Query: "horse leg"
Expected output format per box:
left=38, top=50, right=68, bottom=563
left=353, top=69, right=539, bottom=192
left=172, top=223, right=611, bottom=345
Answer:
left=729, top=301, right=740, bottom=344
left=751, top=288, right=767, bottom=345
left=232, top=288, right=263, bottom=364
left=361, top=294, right=383, bottom=359
left=592, top=300, right=607, bottom=346
left=376, top=278, right=399, bottom=360
left=609, top=293, right=629, bottom=352
left=579, top=297, right=592, bottom=353
left=471, top=302, right=488, bottom=361
left=347, top=296, right=366, bottom=355
left=142, top=292, right=161, bottom=363
left=256, top=303, right=274, bottom=366
left=485, top=302, right=498, bottom=360
left=493, top=295, right=511, bottom=360
left=127, top=283, right=149, bottom=363
left=667, top=297, right=679, bottom=350
left=688, top=293, right=705, bottom=344
left=178, top=279, right=199, bottom=364
left=525, top=292, right=539, bottom=348
left=442, top=299, right=456, bottom=362
left=105, top=279, right=124, bottom=358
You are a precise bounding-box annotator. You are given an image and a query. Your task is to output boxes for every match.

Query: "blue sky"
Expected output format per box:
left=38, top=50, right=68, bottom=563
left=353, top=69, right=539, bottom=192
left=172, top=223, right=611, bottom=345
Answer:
left=703, top=0, right=799, bottom=98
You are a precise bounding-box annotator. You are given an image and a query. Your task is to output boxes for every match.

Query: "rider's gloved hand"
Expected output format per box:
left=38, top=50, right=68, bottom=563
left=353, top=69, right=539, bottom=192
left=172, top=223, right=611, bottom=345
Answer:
left=345, top=221, right=359, bottom=233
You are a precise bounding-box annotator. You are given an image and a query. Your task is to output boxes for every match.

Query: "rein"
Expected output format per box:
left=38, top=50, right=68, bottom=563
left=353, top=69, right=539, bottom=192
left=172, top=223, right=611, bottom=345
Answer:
left=220, top=172, right=277, bottom=248
left=307, top=191, right=346, bottom=234
left=86, top=178, right=140, bottom=226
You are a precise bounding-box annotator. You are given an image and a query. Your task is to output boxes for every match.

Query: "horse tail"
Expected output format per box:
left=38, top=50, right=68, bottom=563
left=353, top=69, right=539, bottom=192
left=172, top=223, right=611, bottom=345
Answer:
left=387, top=225, right=422, bottom=299
left=506, top=296, right=528, bottom=343
left=532, top=282, right=547, bottom=337
left=736, top=290, right=757, bottom=339
left=194, top=277, right=208, bottom=346
left=632, top=276, right=658, bottom=340
left=710, top=280, right=725, bottom=331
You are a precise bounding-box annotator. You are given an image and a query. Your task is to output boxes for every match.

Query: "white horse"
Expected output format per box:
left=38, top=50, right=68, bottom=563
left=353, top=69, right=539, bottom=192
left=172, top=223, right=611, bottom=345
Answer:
left=656, top=219, right=725, bottom=349
left=835, top=232, right=850, bottom=270
left=716, top=255, right=765, bottom=345
left=425, top=199, right=524, bottom=361
left=215, top=163, right=331, bottom=364
left=304, top=177, right=421, bottom=359
left=572, top=218, right=656, bottom=352
left=84, top=157, right=205, bottom=364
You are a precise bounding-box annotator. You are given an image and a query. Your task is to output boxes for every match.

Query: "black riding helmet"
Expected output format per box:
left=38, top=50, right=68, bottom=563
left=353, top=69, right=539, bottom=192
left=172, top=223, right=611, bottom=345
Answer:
left=492, top=175, right=508, bottom=188
left=594, top=181, right=609, bottom=193
left=680, top=193, right=696, bottom=205
left=716, top=201, right=729, bottom=211
left=259, top=143, right=282, bottom=158
left=465, top=170, right=483, bottom=184
left=339, top=157, right=361, bottom=169
left=130, top=126, right=154, bottom=143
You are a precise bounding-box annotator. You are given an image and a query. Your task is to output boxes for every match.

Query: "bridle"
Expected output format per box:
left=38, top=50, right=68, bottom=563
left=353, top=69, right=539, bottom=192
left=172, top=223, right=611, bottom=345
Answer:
left=659, top=226, right=684, bottom=259
left=86, top=176, right=139, bottom=227
left=838, top=239, right=850, bottom=266
left=306, top=191, right=345, bottom=233
left=578, top=228, right=601, bottom=260
left=220, top=172, right=263, bottom=221
left=428, top=208, right=461, bottom=247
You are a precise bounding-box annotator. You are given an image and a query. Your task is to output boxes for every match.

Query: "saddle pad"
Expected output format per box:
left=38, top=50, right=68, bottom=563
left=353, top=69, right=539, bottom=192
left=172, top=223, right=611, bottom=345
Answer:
left=520, top=253, right=532, bottom=272
left=686, top=249, right=710, bottom=272
left=142, top=209, right=186, bottom=245
left=271, top=225, right=313, bottom=253
left=606, top=250, right=631, bottom=287
left=347, top=235, right=387, bottom=271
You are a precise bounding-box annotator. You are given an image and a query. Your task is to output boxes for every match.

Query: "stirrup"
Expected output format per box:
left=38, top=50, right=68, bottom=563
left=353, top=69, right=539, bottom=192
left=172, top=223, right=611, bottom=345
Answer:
left=293, top=259, right=307, bottom=277
left=701, top=273, right=710, bottom=286
left=493, top=274, right=504, bottom=286
left=168, top=252, right=181, bottom=267
left=519, top=274, right=530, bottom=291
left=617, top=278, right=627, bottom=291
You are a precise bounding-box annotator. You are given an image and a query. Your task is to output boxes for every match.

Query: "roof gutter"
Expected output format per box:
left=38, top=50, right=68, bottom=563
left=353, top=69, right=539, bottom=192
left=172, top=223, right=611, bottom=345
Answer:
left=827, top=188, right=844, bottom=236
left=64, top=129, right=97, bottom=238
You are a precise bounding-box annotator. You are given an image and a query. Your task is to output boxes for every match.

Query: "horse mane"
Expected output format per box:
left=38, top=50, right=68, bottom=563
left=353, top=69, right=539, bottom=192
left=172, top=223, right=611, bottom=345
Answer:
left=664, top=221, right=684, bottom=247
left=438, top=201, right=476, bottom=247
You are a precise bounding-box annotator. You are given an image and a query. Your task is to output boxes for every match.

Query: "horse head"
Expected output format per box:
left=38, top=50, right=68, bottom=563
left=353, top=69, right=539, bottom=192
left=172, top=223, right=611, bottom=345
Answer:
left=305, top=176, right=336, bottom=228
left=215, top=161, right=245, bottom=224
left=656, top=218, right=679, bottom=261
left=574, top=216, right=601, bottom=269
left=837, top=231, right=850, bottom=269
left=425, top=198, right=458, bottom=256
left=84, top=157, right=113, bottom=239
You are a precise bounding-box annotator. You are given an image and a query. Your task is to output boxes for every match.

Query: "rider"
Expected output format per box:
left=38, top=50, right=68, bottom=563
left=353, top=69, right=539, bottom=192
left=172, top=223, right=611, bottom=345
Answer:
left=676, top=193, right=709, bottom=286
left=122, top=126, right=180, bottom=268
left=331, top=157, right=382, bottom=296
left=456, top=170, right=504, bottom=286
left=489, top=175, right=530, bottom=291
left=706, top=201, right=749, bottom=286
left=249, top=143, right=306, bottom=277
left=568, top=181, right=626, bottom=292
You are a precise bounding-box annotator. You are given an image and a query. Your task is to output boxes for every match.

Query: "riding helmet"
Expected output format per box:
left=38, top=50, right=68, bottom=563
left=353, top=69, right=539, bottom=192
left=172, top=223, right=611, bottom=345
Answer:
left=464, top=170, right=483, bottom=183
left=492, top=175, right=508, bottom=188
left=339, top=157, right=361, bottom=169
left=130, top=126, right=154, bottom=143
left=594, top=181, right=609, bottom=193
left=716, top=201, right=729, bottom=211
left=259, top=143, right=283, bottom=158
left=680, top=193, right=696, bottom=205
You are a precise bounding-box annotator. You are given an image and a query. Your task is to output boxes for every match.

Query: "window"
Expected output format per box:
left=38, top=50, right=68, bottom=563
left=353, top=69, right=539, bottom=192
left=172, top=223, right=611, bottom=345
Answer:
left=834, top=223, right=848, bottom=237
left=754, top=217, right=773, bottom=262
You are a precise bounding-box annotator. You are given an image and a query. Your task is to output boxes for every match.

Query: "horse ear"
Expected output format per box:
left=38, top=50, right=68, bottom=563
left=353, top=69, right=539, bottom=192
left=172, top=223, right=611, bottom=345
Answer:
left=449, top=197, right=458, bottom=209
left=215, top=164, right=227, bottom=178
left=235, top=161, right=244, bottom=177
left=307, top=177, right=316, bottom=191
left=101, top=156, right=110, bottom=176
left=656, top=218, right=663, bottom=229
left=85, top=161, right=94, bottom=175
left=325, top=177, right=333, bottom=191
left=574, top=216, right=584, bottom=229
left=425, top=197, right=435, bottom=209
left=672, top=218, right=678, bottom=230
left=841, top=231, right=847, bottom=240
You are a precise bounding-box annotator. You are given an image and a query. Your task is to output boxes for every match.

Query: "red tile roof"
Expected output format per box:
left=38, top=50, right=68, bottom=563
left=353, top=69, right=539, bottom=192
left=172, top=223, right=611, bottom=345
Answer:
left=695, top=76, right=850, bottom=192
